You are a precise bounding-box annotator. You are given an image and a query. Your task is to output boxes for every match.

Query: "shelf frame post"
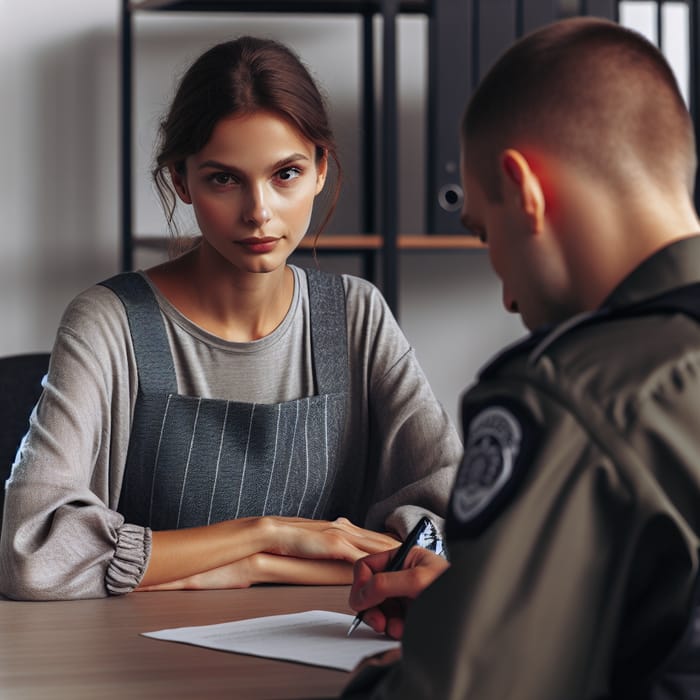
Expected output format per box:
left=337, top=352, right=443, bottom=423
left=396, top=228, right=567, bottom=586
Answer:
left=381, top=0, right=400, bottom=317
left=691, top=0, right=700, bottom=214
left=361, top=11, right=377, bottom=282
left=120, top=0, right=134, bottom=271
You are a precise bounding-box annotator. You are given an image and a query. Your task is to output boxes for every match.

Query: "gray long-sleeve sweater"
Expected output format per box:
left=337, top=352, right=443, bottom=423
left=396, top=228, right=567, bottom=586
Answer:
left=0, top=266, right=462, bottom=600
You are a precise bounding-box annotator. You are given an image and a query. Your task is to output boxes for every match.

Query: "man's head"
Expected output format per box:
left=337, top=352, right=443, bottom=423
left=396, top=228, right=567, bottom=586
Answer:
left=460, top=17, right=698, bottom=330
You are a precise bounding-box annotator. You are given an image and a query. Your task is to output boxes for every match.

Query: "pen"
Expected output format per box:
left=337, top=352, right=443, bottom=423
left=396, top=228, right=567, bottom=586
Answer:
left=346, top=516, right=433, bottom=637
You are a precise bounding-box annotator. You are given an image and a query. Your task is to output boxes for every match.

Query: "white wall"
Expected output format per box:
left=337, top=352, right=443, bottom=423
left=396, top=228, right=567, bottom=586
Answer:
left=2, top=1, right=121, bottom=353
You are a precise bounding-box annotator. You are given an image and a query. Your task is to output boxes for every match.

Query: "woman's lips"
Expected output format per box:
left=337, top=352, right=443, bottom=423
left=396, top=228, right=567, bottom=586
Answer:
left=237, top=237, right=281, bottom=254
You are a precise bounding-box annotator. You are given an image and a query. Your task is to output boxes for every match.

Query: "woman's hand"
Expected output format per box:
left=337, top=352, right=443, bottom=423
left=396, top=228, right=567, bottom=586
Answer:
left=348, top=547, right=450, bottom=640
left=259, top=516, right=399, bottom=562
left=139, top=516, right=399, bottom=590
left=137, top=554, right=356, bottom=591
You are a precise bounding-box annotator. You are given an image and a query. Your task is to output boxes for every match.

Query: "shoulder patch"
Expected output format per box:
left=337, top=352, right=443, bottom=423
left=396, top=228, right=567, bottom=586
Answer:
left=447, top=400, right=539, bottom=539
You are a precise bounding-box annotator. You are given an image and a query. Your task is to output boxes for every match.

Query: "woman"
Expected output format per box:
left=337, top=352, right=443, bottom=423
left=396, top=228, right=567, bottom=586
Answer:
left=0, top=37, right=461, bottom=600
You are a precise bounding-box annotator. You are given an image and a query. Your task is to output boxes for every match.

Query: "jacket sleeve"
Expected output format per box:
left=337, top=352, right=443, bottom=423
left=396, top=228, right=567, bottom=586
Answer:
left=0, top=288, right=151, bottom=600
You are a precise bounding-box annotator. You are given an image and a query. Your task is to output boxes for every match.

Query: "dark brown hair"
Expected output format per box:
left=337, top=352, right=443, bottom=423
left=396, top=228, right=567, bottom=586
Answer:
left=462, top=17, right=696, bottom=201
left=153, top=36, right=342, bottom=243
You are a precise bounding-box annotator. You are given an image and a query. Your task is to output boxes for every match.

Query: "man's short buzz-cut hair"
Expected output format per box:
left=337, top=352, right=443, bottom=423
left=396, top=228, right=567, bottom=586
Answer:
left=462, top=17, right=696, bottom=201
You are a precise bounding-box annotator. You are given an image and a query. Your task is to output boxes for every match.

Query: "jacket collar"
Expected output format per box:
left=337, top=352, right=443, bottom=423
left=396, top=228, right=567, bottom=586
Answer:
left=602, top=234, right=700, bottom=310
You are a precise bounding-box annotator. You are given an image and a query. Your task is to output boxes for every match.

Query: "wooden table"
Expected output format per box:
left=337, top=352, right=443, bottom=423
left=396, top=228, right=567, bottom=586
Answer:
left=0, top=586, right=354, bottom=699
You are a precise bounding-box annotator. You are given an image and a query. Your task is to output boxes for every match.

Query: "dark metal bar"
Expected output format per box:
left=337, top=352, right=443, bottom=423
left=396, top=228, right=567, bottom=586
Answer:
left=362, top=13, right=376, bottom=235
left=426, top=0, right=473, bottom=234
left=583, top=0, right=617, bottom=20
left=692, top=0, right=699, bottom=122
left=472, top=0, right=480, bottom=90
left=477, top=0, right=518, bottom=79
left=657, top=0, right=664, bottom=51
left=426, top=0, right=438, bottom=234
left=521, top=0, right=557, bottom=34
left=361, top=13, right=377, bottom=282
left=362, top=251, right=375, bottom=281
left=381, top=0, right=400, bottom=316
left=121, top=0, right=134, bottom=272
left=691, top=0, right=700, bottom=212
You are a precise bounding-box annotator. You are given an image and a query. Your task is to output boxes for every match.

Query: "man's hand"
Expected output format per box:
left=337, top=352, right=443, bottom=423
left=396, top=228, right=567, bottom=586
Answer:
left=348, top=547, right=450, bottom=640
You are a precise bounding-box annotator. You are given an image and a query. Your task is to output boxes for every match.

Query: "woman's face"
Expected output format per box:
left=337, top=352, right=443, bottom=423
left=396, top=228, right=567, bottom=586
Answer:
left=172, top=110, right=327, bottom=276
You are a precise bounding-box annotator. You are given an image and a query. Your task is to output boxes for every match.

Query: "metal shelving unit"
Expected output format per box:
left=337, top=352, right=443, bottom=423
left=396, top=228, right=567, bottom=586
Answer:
left=121, top=0, right=464, bottom=318
left=120, top=0, right=700, bottom=319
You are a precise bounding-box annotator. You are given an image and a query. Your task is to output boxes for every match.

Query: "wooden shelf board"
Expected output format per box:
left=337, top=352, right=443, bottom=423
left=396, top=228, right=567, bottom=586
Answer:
left=298, top=235, right=382, bottom=250
left=397, top=235, right=483, bottom=250
left=133, top=234, right=484, bottom=252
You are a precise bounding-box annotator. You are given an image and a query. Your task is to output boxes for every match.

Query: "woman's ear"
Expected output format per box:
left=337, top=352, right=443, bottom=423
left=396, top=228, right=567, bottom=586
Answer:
left=314, top=150, right=328, bottom=196
left=170, top=164, right=192, bottom=204
left=500, top=149, right=546, bottom=234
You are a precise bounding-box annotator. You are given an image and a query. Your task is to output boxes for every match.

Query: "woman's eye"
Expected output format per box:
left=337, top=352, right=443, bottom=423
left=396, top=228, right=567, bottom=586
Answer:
left=210, top=173, right=237, bottom=186
left=276, top=167, right=302, bottom=183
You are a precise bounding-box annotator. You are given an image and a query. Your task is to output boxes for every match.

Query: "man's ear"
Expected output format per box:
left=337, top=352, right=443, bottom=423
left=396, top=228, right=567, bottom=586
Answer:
left=170, top=165, right=192, bottom=204
left=500, top=149, right=546, bottom=234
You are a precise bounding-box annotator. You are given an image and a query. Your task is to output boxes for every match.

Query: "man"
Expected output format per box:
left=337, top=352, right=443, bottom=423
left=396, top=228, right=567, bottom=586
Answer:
left=341, top=17, right=700, bottom=699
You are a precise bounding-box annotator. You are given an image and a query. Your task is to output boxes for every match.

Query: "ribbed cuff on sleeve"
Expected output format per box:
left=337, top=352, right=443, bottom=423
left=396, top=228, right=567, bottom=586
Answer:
left=105, top=523, right=152, bottom=595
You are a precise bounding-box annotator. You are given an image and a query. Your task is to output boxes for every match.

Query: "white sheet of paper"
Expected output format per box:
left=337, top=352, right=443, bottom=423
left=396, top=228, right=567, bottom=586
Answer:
left=142, top=610, right=400, bottom=672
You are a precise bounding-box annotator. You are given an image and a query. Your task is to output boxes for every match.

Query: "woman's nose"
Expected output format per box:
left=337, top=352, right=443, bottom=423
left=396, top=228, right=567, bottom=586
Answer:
left=244, top=185, right=272, bottom=227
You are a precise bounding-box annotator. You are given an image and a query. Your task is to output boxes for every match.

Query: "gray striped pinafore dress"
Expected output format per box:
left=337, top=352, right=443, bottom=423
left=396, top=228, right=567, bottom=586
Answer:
left=100, top=269, right=348, bottom=530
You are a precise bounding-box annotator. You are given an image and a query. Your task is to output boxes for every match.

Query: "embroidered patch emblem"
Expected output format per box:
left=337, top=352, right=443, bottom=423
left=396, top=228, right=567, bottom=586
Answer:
left=452, top=406, right=522, bottom=524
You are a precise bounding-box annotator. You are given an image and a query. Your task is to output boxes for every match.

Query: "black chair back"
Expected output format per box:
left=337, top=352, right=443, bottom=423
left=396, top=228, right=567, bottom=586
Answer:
left=0, top=353, right=50, bottom=525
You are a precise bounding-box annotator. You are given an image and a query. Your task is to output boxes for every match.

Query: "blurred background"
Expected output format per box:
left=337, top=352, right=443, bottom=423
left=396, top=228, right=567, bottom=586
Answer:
left=0, top=1, right=691, bottom=425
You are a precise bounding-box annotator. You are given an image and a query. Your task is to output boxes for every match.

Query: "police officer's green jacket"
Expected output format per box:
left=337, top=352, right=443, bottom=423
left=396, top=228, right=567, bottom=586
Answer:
left=343, top=236, right=700, bottom=699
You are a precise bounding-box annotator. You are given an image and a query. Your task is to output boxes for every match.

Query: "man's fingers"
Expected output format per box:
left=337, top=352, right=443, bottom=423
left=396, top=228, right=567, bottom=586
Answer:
left=350, top=544, right=450, bottom=610
left=354, top=547, right=400, bottom=574
left=349, top=555, right=395, bottom=611
left=385, top=615, right=405, bottom=641
left=360, top=606, right=388, bottom=634
left=352, top=598, right=407, bottom=639
left=350, top=562, right=441, bottom=612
